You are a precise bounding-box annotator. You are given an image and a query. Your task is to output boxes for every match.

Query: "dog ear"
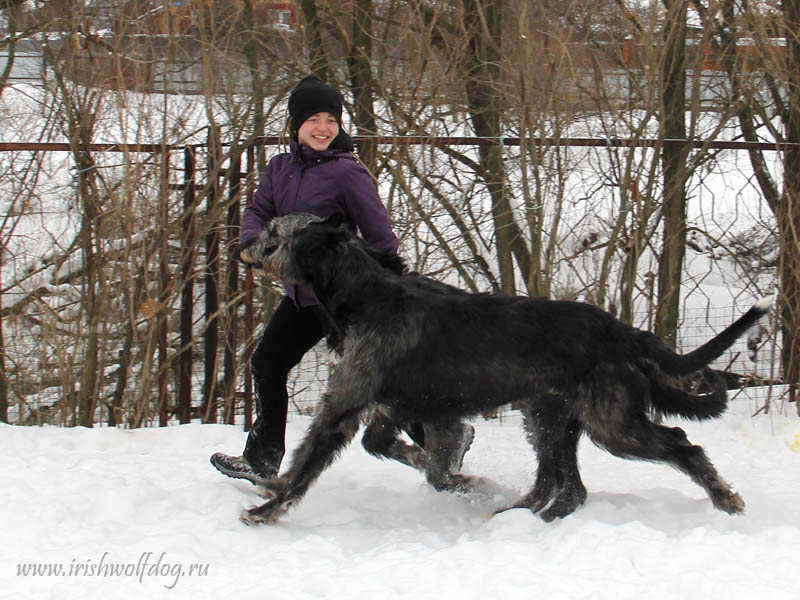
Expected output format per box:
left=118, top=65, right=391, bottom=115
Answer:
left=321, top=212, right=345, bottom=228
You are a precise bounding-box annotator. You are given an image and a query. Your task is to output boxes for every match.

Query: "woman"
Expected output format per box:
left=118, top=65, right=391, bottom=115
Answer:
left=211, top=76, right=472, bottom=485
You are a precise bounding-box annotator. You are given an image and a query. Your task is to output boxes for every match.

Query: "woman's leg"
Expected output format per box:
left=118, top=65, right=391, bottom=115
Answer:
left=211, top=299, right=326, bottom=483
left=244, top=300, right=327, bottom=475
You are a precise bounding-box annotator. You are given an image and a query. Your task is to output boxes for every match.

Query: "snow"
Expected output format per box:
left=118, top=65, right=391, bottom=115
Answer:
left=3, top=391, right=799, bottom=600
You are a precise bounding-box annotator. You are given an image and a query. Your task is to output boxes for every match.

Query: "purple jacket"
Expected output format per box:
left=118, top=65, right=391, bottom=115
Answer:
left=241, top=142, right=399, bottom=306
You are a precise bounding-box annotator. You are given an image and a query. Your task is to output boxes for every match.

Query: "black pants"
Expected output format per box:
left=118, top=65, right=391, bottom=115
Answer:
left=243, top=298, right=328, bottom=470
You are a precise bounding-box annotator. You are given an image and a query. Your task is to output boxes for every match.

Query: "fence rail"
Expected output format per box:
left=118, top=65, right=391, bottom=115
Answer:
left=3, top=136, right=798, bottom=154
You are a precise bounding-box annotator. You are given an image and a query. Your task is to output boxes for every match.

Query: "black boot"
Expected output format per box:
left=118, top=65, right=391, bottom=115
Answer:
left=210, top=446, right=284, bottom=486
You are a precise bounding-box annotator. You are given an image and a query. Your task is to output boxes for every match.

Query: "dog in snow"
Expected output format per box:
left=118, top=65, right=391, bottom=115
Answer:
left=239, top=213, right=769, bottom=525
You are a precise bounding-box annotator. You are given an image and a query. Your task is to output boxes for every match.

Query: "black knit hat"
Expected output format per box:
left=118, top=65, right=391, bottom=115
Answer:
left=288, top=76, right=343, bottom=130
left=288, top=75, right=353, bottom=151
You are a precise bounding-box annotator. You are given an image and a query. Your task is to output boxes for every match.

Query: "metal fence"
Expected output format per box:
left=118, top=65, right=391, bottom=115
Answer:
left=0, top=136, right=787, bottom=427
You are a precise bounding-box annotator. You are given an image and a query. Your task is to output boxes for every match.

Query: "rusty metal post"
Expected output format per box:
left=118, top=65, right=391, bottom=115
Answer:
left=223, top=152, right=241, bottom=425
left=203, top=131, right=221, bottom=423
left=243, top=144, right=256, bottom=431
left=178, top=146, right=196, bottom=423
left=158, top=147, right=170, bottom=426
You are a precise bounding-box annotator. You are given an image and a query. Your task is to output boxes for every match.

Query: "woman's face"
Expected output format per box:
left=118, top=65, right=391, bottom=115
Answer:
left=297, top=112, right=340, bottom=151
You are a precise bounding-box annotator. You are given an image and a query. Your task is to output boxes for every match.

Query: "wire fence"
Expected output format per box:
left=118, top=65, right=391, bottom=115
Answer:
left=0, top=137, right=786, bottom=427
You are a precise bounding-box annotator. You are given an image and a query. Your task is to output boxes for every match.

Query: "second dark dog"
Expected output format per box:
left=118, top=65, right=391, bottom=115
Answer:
left=240, top=214, right=769, bottom=525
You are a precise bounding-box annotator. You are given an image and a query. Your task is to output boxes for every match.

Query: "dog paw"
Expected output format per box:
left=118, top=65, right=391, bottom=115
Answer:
left=240, top=507, right=267, bottom=526
left=717, top=490, right=745, bottom=515
left=428, top=473, right=476, bottom=494
left=538, top=499, right=580, bottom=522
left=239, top=505, right=280, bottom=526
left=494, top=488, right=555, bottom=517
left=446, top=474, right=476, bottom=494
left=239, top=498, right=292, bottom=525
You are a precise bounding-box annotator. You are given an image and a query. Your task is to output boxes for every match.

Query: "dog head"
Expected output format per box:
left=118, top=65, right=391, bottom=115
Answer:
left=250, top=213, right=325, bottom=258
left=250, top=213, right=348, bottom=282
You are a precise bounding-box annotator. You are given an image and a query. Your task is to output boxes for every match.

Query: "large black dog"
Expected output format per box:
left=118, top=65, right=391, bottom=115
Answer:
left=240, top=213, right=769, bottom=525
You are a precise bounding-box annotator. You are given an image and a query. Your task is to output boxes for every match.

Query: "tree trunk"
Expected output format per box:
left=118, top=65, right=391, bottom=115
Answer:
left=655, top=0, right=688, bottom=348
left=0, top=244, right=7, bottom=423
left=781, top=0, right=800, bottom=410
left=463, top=0, right=517, bottom=295
left=0, top=1, right=19, bottom=96
left=75, top=147, right=102, bottom=427
left=348, top=0, right=378, bottom=175
left=298, top=0, right=329, bottom=81
left=242, top=0, right=267, bottom=170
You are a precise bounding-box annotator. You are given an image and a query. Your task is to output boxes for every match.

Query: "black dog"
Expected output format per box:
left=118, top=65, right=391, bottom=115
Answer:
left=240, top=214, right=769, bottom=525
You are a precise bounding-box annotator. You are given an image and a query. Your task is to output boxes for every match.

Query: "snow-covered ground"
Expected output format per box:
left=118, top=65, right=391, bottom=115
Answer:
left=3, top=389, right=798, bottom=600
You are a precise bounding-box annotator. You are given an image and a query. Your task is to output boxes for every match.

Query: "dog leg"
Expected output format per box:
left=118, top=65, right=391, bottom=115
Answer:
left=496, top=410, right=557, bottom=515
left=587, top=419, right=744, bottom=515
left=422, top=420, right=474, bottom=493
left=538, top=420, right=587, bottom=521
left=498, top=408, right=587, bottom=521
left=241, top=401, right=362, bottom=525
left=361, top=410, right=427, bottom=472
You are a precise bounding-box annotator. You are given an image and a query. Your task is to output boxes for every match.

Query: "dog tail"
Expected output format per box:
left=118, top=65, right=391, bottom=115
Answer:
left=646, top=297, right=771, bottom=377
left=648, top=368, right=728, bottom=421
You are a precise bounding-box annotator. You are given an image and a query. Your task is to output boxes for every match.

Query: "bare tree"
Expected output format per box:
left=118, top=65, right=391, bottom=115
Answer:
left=0, top=0, right=784, bottom=426
left=655, top=0, right=689, bottom=347
left=781, top=0, right=800, bottom=410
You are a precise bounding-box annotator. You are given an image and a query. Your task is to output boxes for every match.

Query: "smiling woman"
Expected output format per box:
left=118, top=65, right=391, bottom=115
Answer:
left=209, top=75, right=396, bottom=485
